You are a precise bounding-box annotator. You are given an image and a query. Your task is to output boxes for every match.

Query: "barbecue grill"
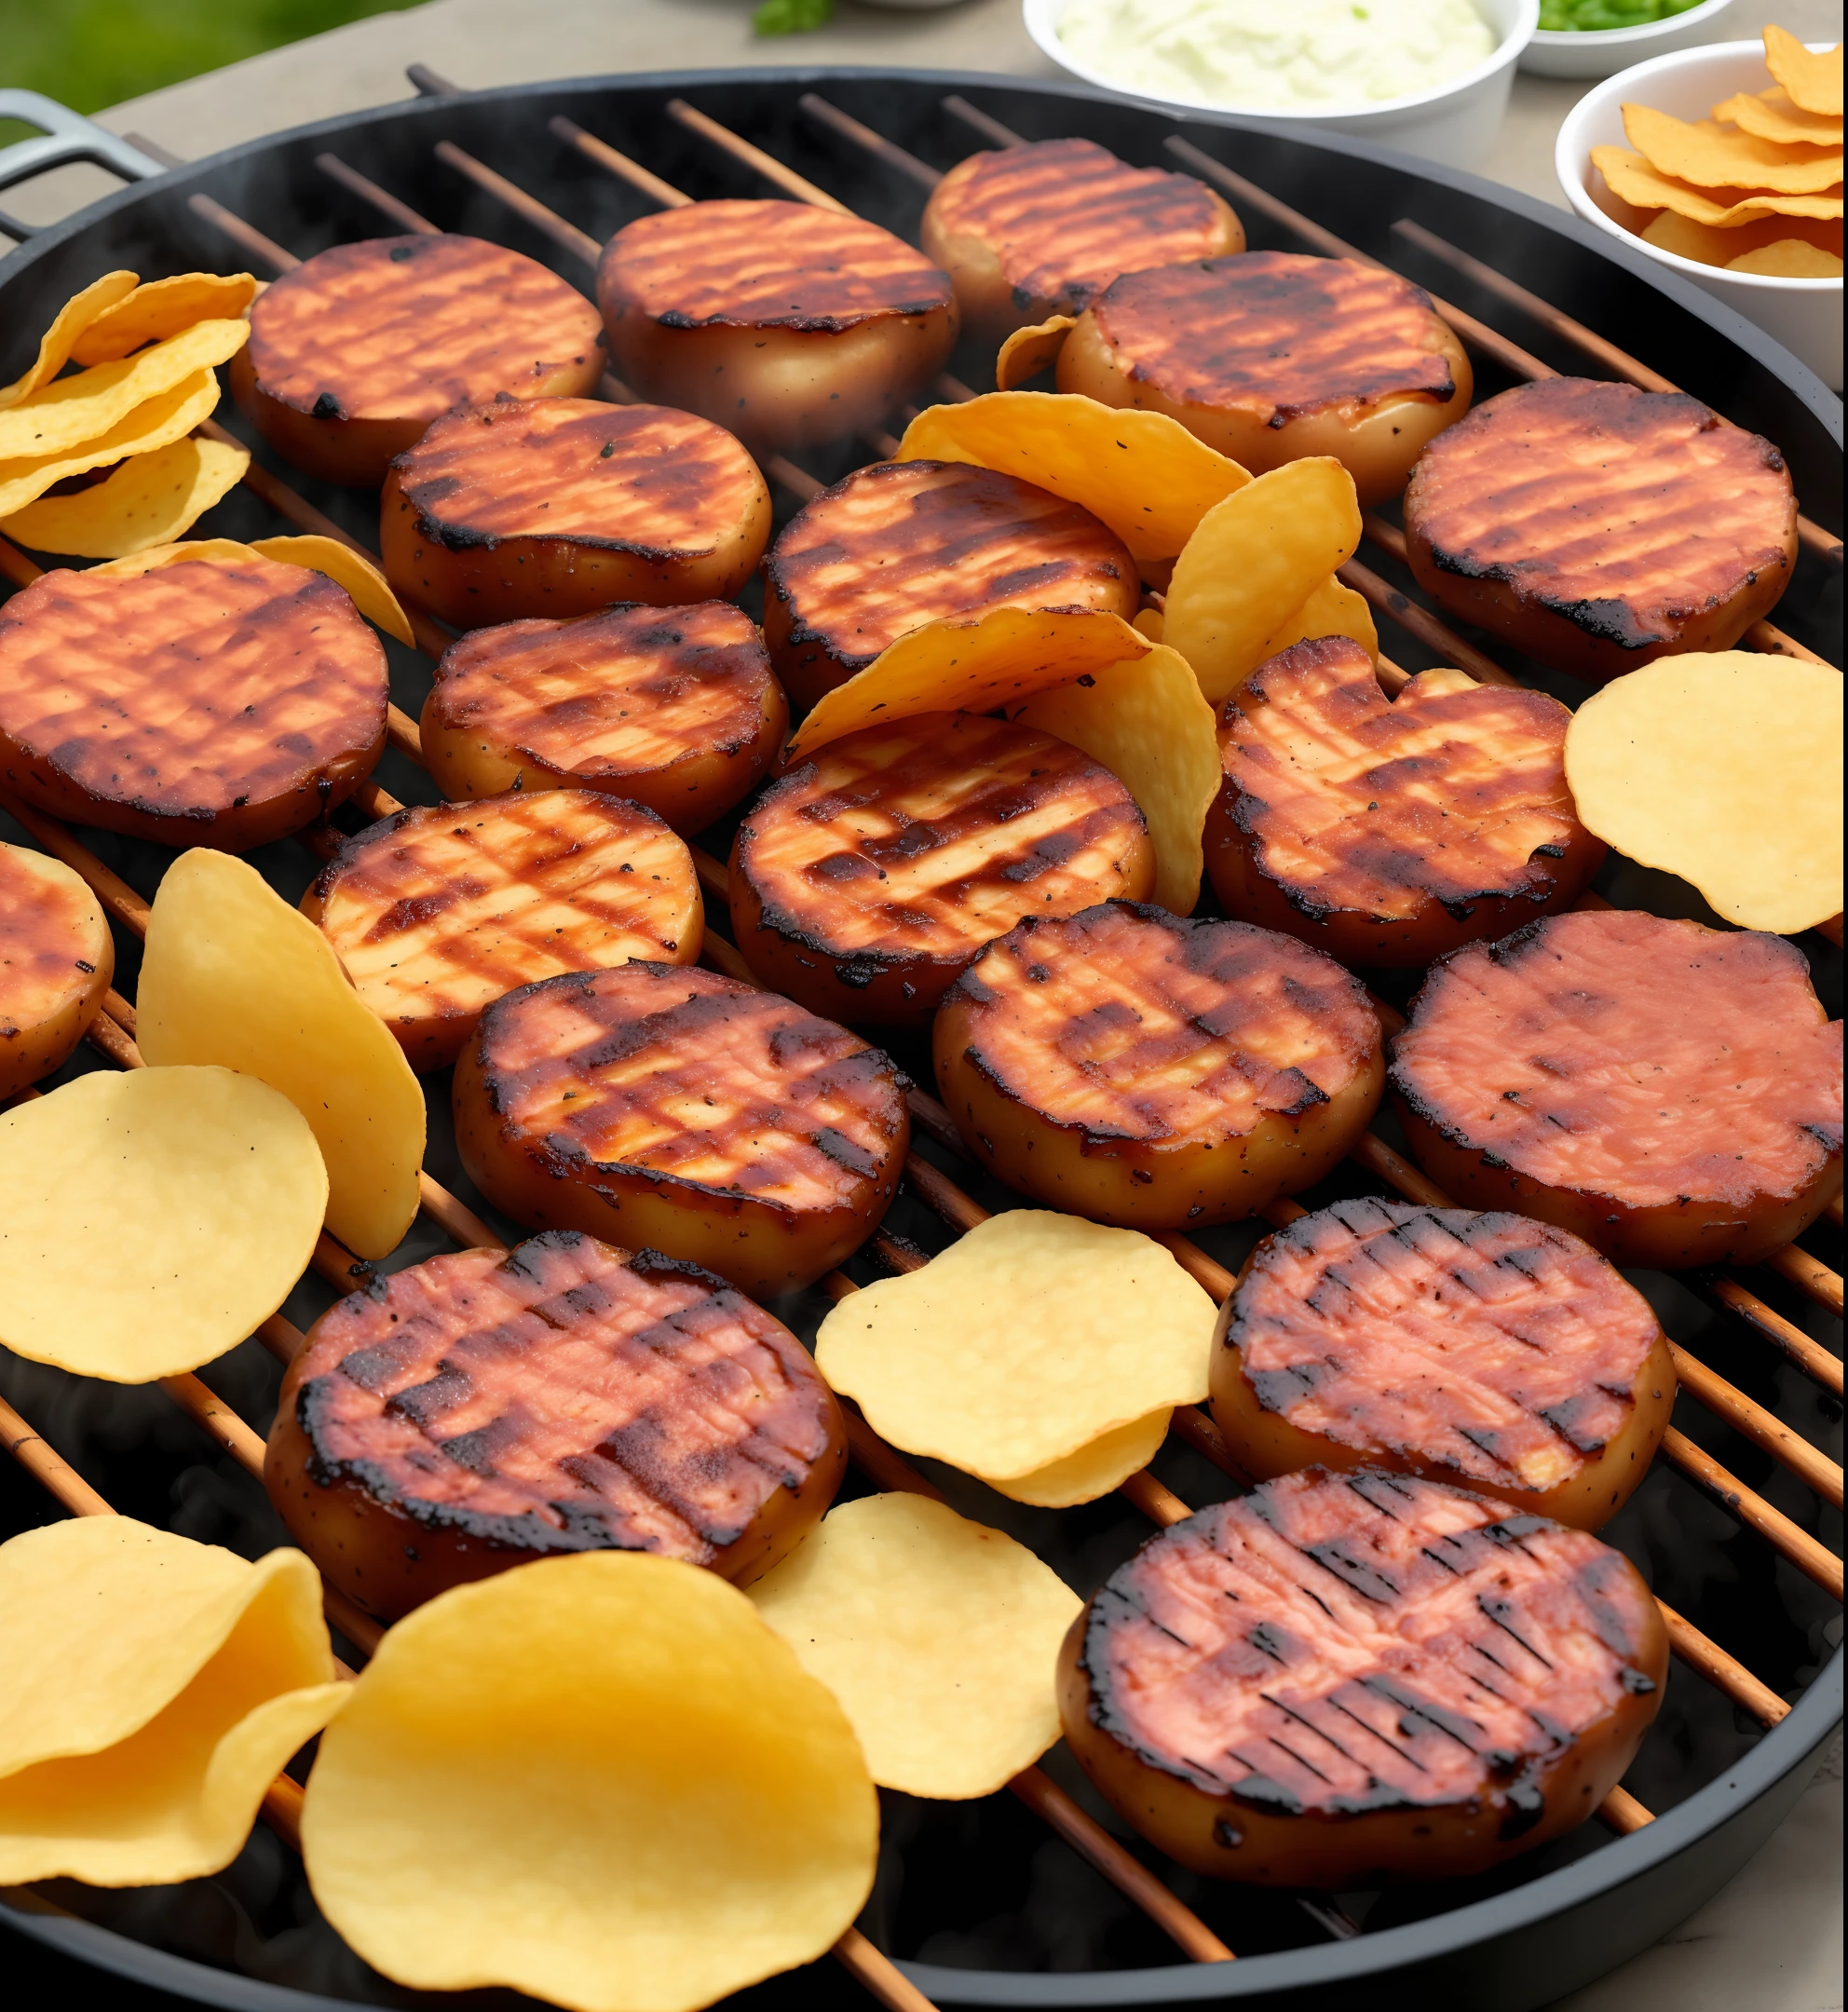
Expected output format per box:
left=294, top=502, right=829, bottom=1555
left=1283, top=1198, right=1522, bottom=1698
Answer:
left=0, top=62, right=1840, bottom=2012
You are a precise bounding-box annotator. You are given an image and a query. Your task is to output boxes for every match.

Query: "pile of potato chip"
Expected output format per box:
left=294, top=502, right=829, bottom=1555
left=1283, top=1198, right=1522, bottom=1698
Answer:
left=1594, top=27, right=1842, bottom=278
left=0, top=270, right=254, bottom=556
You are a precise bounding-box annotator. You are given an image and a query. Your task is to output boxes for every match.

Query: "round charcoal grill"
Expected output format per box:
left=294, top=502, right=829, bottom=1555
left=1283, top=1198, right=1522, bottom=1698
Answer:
left=0, top=63, right=1840, bottom=2012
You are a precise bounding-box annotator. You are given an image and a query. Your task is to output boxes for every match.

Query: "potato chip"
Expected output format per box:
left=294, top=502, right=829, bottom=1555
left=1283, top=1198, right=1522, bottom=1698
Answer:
left=1164, top=459, right=1366, bottom=704
left=781, top=605, right=1149, bottom=763
left=69, top=272, right=259, bottom=366
left=816, top=1210, right=1216, bottom=1479
left=0, top=1517, right=343, bottom=1886
left=1133, top=606, right=1164, bottom=643
left=1592, top=147, right=1844, bottom=225
left=748, top=1493, right=1080, bottom=1798
left=1621, top=103, right=1842, bottom=195
left=0, top=435, right=249, bottom=558
left=897, top=391, right=1250, bottom=564
left=1714, top=87, right=1843, bottom=149
left=1727, top=238, right=1844, bottom=274
left=1639, top=208, right=1844, bottom=265
left=1564, top=652, right=1842, bottom=934
left=0, top=271, right=138, bottom=411
left=995, top=315, right=1076, bottom=391
left=0, top=1067, right=326, bottom=1380
left=1250, top=574, right=1379, bottom=672
left=1012, top=643, right=1218, bottom=914
left=302, top=1553, right=876, bottom=2012
left=983, top=1407, right=1174, bottom=1507
left=1765, top=25, right=1842, bottom=118
left=138, top=850, right=425, bottom=1259
left=0, top=369, right=221, bottom=519
left=0, top=319, right=250, bottom=464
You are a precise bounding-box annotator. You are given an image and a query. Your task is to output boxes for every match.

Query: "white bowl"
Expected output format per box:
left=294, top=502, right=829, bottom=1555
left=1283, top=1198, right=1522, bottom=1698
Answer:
left=1520, top=0, right=1733, bottom=82
left=1022, top=0, right=1539, bottom=171
left=1556, top=40, right=1843, bottom=391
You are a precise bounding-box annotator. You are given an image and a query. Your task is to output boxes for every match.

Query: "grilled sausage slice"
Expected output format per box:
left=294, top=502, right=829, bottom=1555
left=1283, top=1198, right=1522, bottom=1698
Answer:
left=596, top=199, right=958, bottom=453
left=919, top=137, right=1243, bottom=343
left=761, top=459, right=1139, bottom=711
left=1402, top=379, right=1798, bottom=684
left=1391, top=909, right=1843, bottom=1268
left=730, top=711, right=1155, bottom=1028
left=229, top=235, right=605, bottom=486
left=419, top=601, right=786, bottom=836
left=266, top=1231, right=845, bottom=1623
left=934, top=902, right=1383, bottom=1229
left=303, top=790, right=700, bottom=1071
left=1206, top=637, right=1604, bottom=968
left=1212, top=1201, right=1674, bottom=1529
left=1059, top=1469, right=1665, bottom=1885
left=454, top=962, right=909, bottom=1298
left=0, top=553, right=386, bottom=850
left=379, top=397, right=771, bottom=629
left=0, top=842, right=114, bottom=1098
left=1057, top=252, right=1471, bottom=506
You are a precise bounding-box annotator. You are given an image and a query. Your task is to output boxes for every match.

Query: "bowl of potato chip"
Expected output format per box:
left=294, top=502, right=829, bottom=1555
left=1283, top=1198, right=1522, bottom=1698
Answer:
left=1556, top=28, right=1842, bottom=387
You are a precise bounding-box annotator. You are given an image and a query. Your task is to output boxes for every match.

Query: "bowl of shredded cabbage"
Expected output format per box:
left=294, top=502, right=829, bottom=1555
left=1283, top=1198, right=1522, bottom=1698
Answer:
left=1520, top=0, right=1732, bottom=79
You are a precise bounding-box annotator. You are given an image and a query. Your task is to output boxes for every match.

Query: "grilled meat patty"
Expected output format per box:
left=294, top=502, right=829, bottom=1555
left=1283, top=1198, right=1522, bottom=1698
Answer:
left=596, top=199, right=958, bottom=453
left=420, top=600, right=786, bottom=836
left=454, top=961, right=909, bottom=1298
left=1402, top=378, right=1798, bottom=683
left=1391, top=908, right=1843, bottom=1268
left=0, top=553, right=386, bottom=849
left=1207, top=636, right=1603, bottom=967
left=303, top=789, right=701, bottom=1071
left=920, top=137, right=1243, bottom=342
left=1057, top=252, right=1472, bottom=505
left=730, top=710, right=1155, bottom=1028
left=1212, top=1200, right=1674, bottom=1529
left=379, top=396, right=771, bottom=629
left=762, top=458, right=1139, bottom=710
left=229, top=234, right=605, bottom=485
left=933, top=901, right=1383, bottom=1229
left=266, top=1231, right=845, bottom=1622
left=1059, top=1468, right=1665, bottom=1885
left=0, top=841, right=114, bottom=1099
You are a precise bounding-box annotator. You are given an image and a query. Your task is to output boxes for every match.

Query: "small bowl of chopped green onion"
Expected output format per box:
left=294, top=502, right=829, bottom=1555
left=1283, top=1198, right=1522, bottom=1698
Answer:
left=1521, top=0, right=1730, bottom=76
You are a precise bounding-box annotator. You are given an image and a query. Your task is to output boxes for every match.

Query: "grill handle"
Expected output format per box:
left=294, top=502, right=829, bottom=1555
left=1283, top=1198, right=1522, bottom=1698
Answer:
left=0, top=90, right=165, bottom=239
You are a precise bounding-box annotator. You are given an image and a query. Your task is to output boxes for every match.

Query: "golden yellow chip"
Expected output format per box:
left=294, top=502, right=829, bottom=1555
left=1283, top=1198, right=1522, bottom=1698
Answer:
left=0, top=271, right=138, bottom=411
left=0, top=1067, right=326, bottom=1380
left=1250, top=574, right=1380, bottom=672
left=1164, top=458, right=1366, bottom=703
left=1714, top=87, right=1843, bottom=148
left=748, top=1493, right=1080, bottom=1798
left=69, top=272, right=259, bottom=366
left=897, top=391, right=1250, bottom=564
left=1012, top=642, right=1218, bottom=915
left=782, top=605, right=1149, bottom=763
left=1133, top=606, right=1164, bottom=643
left=1564, top=652, right=1842, bottom=934
left=302, top=1554, right=876, bottom=2012
left=1621, top=102, right=1842, bottom=194
left=0, top=1517, right=343, bottom=1887
left=1635, top=209, right=1845, bottom=265
left=816, top=1210, right=1217, bottom=1479
left=1727, top=238, right=1844, bottom=274
left=0, top=319, right=250, bottom=465
left=0, top=435, right=249, bottom=558
left=995, top=315, right=1076, bottom=391
left=1765, top=25, right=1842, bottom=118
left=138, top=850, right=425, bottom=1260
left=0, top=369, right=221, bottom=520
left=86, top=533, right=414, bottom=646
left=1593, top=146, right=1844, bottom=225
left=983, top=1407, right=1173, bottom=1507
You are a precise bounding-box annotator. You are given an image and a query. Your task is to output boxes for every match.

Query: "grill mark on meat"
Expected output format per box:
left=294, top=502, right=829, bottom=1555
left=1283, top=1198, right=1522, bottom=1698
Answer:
left=1092, top=252, right=1456, bottom=420
left=0, top=846, right=106, bottom=1039
left=1391, top=910, right=1843, bottom=1211
left=247, top=235, right=605, bottom=421
left=599, top=200, right=953, bottom=330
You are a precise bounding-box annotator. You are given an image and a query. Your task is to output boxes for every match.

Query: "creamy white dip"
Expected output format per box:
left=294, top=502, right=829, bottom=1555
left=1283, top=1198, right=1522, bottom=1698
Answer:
left=1055, top=0, right=1497, bottom=109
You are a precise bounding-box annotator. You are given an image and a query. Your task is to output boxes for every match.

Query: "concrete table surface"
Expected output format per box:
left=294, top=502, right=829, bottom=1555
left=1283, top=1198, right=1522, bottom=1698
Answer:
left=0, top=4, right=1841, bottom=2008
